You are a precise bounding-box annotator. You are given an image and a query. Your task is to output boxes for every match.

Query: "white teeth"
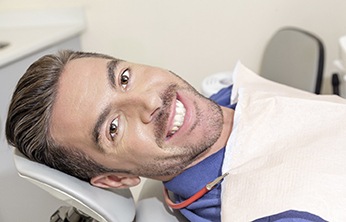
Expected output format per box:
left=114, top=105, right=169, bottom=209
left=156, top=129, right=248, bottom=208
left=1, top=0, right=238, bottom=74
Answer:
left=170, top=100, right=186, bottom=136
left=172, top=126, right=179, bottom=131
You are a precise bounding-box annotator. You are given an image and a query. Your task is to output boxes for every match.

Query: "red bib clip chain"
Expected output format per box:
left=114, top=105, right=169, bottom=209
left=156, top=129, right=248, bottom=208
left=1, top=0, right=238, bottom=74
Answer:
left=163, top=172, right=229, bottom=209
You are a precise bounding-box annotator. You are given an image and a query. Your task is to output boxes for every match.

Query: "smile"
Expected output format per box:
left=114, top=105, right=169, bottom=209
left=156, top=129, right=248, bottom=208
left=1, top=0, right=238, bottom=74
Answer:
left=168, top=99, right=186, bottom=137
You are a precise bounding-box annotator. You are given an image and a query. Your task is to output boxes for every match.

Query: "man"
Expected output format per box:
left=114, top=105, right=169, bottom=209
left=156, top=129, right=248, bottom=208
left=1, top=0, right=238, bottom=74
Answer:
left=6, top=50, right=336, bottom=221
left=6, top=50, right=234, bottom=221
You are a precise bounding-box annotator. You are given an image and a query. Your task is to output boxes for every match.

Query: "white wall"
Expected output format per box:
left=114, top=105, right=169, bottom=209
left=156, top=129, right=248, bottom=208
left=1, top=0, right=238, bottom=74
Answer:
left=1, top=0, right=346, bottom=92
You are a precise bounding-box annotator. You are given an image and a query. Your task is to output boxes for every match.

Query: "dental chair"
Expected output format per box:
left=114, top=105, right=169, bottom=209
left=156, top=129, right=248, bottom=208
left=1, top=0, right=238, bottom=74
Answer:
left=13, top=149, right=136, bottom=222
left=260, top=27, right=324, bottom=94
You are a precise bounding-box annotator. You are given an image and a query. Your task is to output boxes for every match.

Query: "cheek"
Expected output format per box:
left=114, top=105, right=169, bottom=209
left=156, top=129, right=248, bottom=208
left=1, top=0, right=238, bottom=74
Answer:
left=124, top=124, right=159, bottom=155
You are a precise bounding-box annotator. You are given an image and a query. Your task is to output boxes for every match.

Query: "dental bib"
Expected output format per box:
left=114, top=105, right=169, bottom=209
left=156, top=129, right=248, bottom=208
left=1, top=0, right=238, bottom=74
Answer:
left=221, top=62, right=346, bottom=221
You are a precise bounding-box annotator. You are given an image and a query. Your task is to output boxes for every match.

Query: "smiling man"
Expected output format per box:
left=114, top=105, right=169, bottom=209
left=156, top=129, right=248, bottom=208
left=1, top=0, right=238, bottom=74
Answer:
left=6, top=50, right=235, bottom=221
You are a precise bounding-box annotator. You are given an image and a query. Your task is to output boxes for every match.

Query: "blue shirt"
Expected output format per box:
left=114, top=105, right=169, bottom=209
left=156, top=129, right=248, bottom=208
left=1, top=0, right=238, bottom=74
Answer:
left=163, top=86, right=327, bottom=222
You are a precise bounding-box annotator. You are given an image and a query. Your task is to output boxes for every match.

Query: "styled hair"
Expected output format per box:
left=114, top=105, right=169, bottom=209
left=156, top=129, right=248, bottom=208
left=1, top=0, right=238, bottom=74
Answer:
left=5, top=50, right=128, bottom=182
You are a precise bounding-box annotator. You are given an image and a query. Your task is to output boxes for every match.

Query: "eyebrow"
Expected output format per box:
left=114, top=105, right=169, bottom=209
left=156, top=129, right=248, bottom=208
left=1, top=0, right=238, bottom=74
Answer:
left=107, top=59, right=118, bottom=86
left=91, top=59, right=119, bottom=153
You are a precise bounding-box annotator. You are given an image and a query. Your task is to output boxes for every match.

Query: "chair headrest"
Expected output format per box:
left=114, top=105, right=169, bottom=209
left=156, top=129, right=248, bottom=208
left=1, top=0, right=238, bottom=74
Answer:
left=13, top=148, right=135, bottom=222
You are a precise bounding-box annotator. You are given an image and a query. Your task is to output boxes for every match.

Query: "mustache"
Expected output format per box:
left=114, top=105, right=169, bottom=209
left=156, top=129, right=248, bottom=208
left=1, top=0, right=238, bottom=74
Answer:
left=154, top=84, right=178, bottom=147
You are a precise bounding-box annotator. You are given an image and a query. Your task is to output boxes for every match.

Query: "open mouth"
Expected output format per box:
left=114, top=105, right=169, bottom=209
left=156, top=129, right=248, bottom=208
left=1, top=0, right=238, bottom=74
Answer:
left=166, top=99, right=186, bottom=138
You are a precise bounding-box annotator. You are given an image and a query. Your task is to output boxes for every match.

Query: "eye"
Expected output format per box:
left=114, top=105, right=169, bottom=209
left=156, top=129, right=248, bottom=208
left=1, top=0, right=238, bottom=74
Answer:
left=109, top=118, right=119, bottom=139
left=120, top=69, right=130, bottom=89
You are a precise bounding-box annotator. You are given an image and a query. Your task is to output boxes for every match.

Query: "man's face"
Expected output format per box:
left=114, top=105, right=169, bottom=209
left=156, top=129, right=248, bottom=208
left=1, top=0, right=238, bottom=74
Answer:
left=50, top=57, right=224, bottom=180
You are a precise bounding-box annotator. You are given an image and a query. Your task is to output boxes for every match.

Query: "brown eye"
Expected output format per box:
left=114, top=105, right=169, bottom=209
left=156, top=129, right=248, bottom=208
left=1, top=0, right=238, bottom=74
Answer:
left=109, top=118, right=118, bottom=139
left=120, top=69, right=130, bottom=88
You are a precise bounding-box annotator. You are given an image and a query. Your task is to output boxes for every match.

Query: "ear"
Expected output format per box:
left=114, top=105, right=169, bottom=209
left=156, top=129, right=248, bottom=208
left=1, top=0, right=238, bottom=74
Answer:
left=90, top=173, right=141, bottom=189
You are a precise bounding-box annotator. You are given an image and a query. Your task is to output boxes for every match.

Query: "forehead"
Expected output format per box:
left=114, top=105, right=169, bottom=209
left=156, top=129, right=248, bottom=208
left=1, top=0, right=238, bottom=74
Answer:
left=49, top=57, right=110, bottom=148
left=58, top=57, right=110, bottom=109
left=64, top=57, right=109, bottom=79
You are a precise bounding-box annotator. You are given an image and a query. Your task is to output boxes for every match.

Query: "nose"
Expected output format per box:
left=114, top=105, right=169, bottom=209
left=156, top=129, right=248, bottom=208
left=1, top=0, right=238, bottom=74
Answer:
left=120, top=90, right=161, bottom=123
